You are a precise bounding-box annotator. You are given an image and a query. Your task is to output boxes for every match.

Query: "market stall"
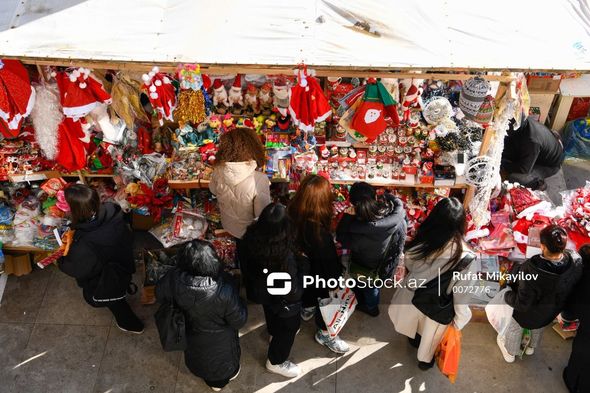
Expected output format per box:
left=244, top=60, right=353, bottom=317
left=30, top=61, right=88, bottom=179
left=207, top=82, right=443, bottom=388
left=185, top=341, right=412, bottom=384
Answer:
left=0, top=0, right=589, bottom=299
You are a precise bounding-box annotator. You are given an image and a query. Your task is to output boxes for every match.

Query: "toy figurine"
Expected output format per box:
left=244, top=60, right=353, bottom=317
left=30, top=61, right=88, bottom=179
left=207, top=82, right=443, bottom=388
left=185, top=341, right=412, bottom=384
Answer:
left=212, top=79, right=229, bottom=114
left=228, top=75, right=244, bottom=115
left=245, top=83, right=259, bottom=115
left=273, top=77, right=289, bottom=116
left=259, top=82, right=273, bottom=115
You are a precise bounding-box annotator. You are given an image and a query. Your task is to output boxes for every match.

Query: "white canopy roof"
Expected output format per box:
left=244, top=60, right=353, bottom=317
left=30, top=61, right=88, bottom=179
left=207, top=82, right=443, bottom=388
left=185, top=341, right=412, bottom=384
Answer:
left=1, top=0, right=590, bottom=70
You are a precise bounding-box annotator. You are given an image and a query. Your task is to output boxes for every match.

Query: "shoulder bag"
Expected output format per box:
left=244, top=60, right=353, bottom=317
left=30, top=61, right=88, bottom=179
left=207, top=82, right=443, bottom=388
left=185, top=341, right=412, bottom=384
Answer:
left=155, top=273, right=187, bottom=351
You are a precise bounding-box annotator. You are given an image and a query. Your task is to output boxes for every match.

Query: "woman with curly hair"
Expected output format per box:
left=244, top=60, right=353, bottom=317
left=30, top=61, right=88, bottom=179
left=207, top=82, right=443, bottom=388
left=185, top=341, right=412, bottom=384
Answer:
left=288, top=175, right=348, bottom=354
left=209, top=127, right=271, bottom=239
left=239, top=203, right=303, bottom=378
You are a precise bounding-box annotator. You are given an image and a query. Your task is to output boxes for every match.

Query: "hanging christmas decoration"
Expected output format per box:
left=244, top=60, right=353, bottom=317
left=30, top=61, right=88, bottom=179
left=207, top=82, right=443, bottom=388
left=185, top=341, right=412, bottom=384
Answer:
left=110, top=72, right=149, bottom=128
left=289, top=66, right=331, bottom=132
left=0, top=59, right=36, bottom=138
left=173, top=64, right=207, bottom=126
left=141, top=66, right=177, bottom=125
left=31, top=82, right=62, bottom=160
left=55, top=117, right=87, bottom=171
left=422, top=96, right=452, bottom=125
left=55, top=68, right=111, bottom=120
left=350, top=78, right=400, bottom=142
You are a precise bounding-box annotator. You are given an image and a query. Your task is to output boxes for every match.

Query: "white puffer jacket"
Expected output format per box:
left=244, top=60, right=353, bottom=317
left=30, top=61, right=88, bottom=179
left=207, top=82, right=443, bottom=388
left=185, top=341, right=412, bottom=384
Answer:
left=209, top=160, right=271, bottom=239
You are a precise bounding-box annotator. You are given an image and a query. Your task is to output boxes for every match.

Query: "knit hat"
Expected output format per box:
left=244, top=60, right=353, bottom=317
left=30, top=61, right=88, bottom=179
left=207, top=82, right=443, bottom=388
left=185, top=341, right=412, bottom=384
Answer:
left=459, top=77, right=490, bottom=120
left=474, top=95, right=495, bottom=124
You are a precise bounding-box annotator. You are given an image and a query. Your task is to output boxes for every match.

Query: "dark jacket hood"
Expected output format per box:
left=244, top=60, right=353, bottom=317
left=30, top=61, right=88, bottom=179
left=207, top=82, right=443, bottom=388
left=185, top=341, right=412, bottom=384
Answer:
left=74, top=202, right=122, bottom=232
left=175, top=271, right=220, bottom=304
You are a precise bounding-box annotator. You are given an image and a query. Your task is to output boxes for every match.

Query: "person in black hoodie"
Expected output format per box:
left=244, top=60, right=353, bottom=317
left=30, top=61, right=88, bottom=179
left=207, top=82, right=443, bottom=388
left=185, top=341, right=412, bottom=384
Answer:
left=288, top=174, right=348, bottom=354
left=156, top=240, right=247, bottom=391
left=58, top=184, right=143, bottom=333
left=336, top=182, right=406, bottom=317
left=497, top=225, right=583, bottom=363
left=501, top=117, right=565, bottom=190
left=563, top=244, right=590, bottom=393
left=239, top=203, right=303, bottom=378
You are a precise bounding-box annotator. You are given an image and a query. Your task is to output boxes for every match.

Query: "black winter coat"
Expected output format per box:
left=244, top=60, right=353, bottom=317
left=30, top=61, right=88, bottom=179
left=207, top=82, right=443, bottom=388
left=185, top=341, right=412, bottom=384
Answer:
left=563, top=264, right=590, bottom=393
left=156, top=269, right=247, bottom=382
left=237, top=243, right=303, bottom=316
left=505, top=252, right=582, bottom=329
left=336, top=193, right=406, bottom=278
left=58, top=203, right=135, bottom=303
left=502, top=117, right=564, bottom=174
left=298, top=223, right=341, bottom=305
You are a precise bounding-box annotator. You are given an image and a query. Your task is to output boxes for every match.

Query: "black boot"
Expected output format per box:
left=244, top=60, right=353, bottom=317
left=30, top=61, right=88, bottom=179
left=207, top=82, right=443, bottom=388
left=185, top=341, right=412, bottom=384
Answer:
left=108, top=299, right=144, bottom=334
left=408, top=334, right=422, bottom=349
left=418, top=359, right=435, bottom=370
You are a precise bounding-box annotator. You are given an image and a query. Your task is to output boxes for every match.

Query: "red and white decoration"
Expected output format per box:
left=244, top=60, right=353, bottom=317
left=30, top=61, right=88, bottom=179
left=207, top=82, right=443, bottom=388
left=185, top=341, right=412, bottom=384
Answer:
left=0, top=59, right=36, bottom=138
left=142, top=66, right=177, bottom=125
left=55, top=68, right=111, bottom=120
left=288, top=67, right=332, bottom=132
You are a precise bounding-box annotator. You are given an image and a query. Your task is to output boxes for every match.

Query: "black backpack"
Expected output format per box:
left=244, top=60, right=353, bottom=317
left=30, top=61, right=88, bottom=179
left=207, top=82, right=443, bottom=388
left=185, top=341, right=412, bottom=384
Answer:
left=411, top=253, right=475, bottom=325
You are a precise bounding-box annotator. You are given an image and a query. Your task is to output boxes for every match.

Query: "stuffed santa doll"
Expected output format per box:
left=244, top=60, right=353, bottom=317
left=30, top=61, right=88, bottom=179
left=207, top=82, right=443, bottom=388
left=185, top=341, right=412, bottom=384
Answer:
left=258, top=82, right=273, bottom=115
left=244, top=83, right=259, bottom=115
left=212, top=79, right=229, bottom=114
left=228, top=75, right=244, bottom=115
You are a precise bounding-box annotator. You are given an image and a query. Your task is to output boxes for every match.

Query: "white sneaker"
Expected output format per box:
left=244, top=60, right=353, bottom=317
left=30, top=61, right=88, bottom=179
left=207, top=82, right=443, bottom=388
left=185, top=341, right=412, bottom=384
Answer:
left=301, top=307, right=316, bottom=321
left=210, top=388, right=221, bottom=392
left=266, top=359, right=301, bottom=378
left=230, top=365, right=241, bottom=381
left=315, top=330, right=350, bottom=354
left=496, top=335, right=515, bottom=363
left=524, top=347, right=535, bottom=356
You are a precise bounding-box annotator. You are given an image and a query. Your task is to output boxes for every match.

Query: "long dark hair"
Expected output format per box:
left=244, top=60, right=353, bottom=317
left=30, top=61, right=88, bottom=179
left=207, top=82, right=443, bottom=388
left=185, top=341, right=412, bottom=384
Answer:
left=288, top=174, right=334, bottom=245
left=64, top=184, right=100, bottom=226
left=242, top=203, right=292, bottom=272
left=349, top=181, right=380, bottom=222
left=406, top=197, right=466, bottom=267
left=177, top=240, right=221, bottom=278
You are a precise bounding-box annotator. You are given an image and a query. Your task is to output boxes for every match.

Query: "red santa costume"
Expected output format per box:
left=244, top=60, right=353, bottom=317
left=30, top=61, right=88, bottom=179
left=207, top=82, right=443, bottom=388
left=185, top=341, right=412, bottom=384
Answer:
left=288, top=67, right=331, bottom=132
left=142, top=66, right=177, bottom=125
left=0, top=59, right=36, bottom=138
left=55, top=68, right=111, bottom=120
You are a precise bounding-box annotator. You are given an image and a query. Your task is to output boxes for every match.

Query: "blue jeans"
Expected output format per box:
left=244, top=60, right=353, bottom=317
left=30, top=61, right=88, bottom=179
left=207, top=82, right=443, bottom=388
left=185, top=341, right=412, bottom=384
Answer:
left=353, top=284, right=380, bottom=310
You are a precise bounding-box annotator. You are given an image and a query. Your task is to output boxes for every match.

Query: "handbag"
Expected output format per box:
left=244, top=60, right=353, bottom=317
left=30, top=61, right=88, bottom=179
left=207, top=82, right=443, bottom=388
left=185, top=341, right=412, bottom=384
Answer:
left=411, top=254, right=475, bottom=325
left=155, top=275, right=187, bottom=351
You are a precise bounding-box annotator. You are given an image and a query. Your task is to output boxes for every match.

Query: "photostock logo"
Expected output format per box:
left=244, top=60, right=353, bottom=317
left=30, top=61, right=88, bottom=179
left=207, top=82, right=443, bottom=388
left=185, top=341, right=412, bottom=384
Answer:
left=264, top=269, right=292, bottom=295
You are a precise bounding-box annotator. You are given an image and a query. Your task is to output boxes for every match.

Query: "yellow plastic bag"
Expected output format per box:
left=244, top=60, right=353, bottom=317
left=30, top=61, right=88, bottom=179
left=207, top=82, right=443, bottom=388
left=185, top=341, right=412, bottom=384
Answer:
left=435, top=325, right=462, bottom=383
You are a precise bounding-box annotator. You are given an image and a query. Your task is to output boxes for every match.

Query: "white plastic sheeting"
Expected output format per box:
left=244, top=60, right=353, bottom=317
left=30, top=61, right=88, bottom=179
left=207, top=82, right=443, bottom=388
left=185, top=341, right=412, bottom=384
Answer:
left=0, top=0, right=590, bottom=70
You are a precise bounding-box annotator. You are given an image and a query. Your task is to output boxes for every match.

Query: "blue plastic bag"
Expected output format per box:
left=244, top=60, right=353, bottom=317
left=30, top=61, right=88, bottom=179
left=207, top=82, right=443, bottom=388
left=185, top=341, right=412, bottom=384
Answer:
left=563, top=118, right=590, bottom=159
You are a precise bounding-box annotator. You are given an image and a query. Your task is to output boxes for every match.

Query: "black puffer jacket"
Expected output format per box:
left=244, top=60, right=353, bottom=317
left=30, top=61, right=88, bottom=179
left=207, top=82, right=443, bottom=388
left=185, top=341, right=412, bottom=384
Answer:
left=336, top=193, right=407, bottom=278
left=58, top=203, right=135, bottom=303
left=238, top=243, right=303, bottom=316
left=505, top=252, right=582, bottom=329
left=156, top=269, right=247, bottom=382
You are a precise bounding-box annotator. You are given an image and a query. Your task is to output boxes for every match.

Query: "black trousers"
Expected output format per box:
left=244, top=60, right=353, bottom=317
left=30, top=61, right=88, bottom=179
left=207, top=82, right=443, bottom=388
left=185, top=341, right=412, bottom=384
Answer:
left=507, top=165, right=560, bottom=188
left=83, top=288, right=141, bottom=328
left=263, top=304, right=301, bottom=365
left=302, top=288, right=327, bottom=331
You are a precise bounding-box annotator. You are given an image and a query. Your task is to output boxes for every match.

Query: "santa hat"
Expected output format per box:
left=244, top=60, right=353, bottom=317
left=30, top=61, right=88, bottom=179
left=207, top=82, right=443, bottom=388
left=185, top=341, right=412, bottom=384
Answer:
left=247, top=83, right=257, bottom=94
left=212, top=79, right=223, bottom=90
left=56, top=68, right=111, bottom=120
left=202, top=74, right=211, bottom=90
left=232, top=75, right=242, bottom=89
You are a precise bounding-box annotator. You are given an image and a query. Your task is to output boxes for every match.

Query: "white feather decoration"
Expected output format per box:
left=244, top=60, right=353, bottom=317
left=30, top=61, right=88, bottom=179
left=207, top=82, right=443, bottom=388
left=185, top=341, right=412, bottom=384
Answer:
left=31, top=83, right=63, bottom=160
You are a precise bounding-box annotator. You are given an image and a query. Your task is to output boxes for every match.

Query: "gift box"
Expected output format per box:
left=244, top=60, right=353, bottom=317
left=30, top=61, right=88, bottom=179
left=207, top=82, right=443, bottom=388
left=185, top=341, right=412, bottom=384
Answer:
left=403, top=165, right=418, bottom=175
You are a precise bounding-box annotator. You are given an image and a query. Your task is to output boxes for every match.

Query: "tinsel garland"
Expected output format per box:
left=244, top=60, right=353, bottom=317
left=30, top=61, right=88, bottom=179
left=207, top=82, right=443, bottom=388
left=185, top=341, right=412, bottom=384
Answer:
left=174, top=90, right=206, bottom=126
left=30, top=83, right=63, bottom=160
left=110, top=73, right=149, bottom=128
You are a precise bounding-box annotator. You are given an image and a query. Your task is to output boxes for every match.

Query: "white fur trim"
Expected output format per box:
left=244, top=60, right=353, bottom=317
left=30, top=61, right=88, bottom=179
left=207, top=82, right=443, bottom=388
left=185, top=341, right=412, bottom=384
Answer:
left=0, top=85, right=36, bottom=130
left=513, top=231, right=528, bottom=244
left=63, top=101, right=100, bottom=120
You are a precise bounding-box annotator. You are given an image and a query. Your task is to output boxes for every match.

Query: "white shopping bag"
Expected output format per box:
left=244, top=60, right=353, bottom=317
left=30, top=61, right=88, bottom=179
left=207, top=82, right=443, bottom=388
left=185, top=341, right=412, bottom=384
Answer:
left=485, top=288, right=514, bottom=337
left=319, top=287, right=358, bottom=338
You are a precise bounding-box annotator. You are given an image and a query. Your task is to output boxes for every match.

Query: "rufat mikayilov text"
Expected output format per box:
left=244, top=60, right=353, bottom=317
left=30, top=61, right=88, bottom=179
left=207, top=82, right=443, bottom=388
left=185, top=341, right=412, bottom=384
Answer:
left=452, top=271, right=539, bottom=282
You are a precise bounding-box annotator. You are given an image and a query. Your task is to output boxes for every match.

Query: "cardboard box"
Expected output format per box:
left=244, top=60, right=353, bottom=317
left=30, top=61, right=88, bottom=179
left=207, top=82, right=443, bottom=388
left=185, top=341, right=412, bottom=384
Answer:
left=527, top=75, right=561, bottom=93
left=3, top=253, right=32, bottom=276
left=132, top=212, right=156, bottom=231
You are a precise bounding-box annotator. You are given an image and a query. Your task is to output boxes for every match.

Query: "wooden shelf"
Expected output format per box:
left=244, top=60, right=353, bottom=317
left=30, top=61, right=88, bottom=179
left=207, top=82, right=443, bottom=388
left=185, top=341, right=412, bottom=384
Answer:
left=3, top=244, right=53, bottom=253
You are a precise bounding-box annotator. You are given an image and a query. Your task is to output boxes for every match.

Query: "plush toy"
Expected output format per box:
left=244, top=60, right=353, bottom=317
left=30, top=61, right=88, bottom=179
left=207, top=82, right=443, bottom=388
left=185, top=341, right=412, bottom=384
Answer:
left=401, top=80, right=423, bottom=123
left=258, top=82, right=273, bottom=115
left=222, top=114, right=235, bottom=131
left=273, top=77, right=289, bottom=116
left=228, top=75, right=244, bottom=115
left=141, top=66, right=177, bottom=126
left=212, top=79, right=229, bottom=114
left=244, top=83, right=259, bottom=115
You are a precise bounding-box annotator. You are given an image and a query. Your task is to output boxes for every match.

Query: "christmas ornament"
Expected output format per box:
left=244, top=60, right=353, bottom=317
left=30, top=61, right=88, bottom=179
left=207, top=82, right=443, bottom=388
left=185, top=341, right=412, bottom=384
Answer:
left=0, top=59, right=36, bottom=138
left=31, top=82, right=62, bottom=160
left=141, top=66, right=177, bottom=125
left=422, top=96, right=452, bottom=125
left=56, top=68, right=111, bottom=120
left=350, top=78, right=400, bottom=142
left=465, top=156, right=496, bottom=187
